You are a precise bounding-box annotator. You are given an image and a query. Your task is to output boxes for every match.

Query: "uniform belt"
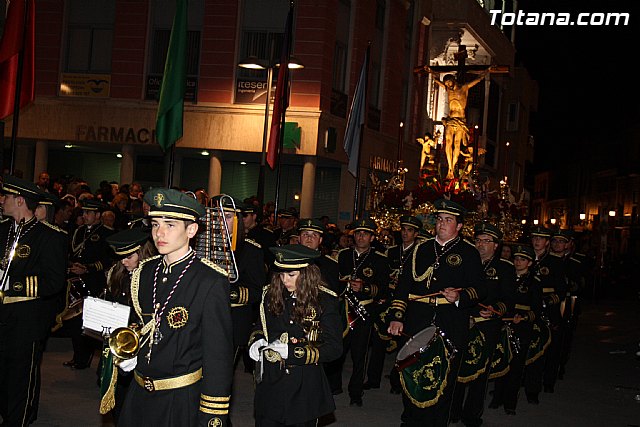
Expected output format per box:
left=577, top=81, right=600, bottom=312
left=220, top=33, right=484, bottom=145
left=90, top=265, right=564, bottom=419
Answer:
left=231, top=303, right=247, bottom=308
left=515, top=304, right=531, bottom=311
left=1, top=296, right=38, bottom=305
left=408, top=294, right=451, bottom=306
left=542, top=288, right=555, bottom=294
left=134, top=367, right=202, bottom=392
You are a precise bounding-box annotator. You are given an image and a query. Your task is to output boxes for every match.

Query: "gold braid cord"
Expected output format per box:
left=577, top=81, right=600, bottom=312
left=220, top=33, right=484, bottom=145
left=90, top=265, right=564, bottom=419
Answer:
left=130, top=255, right=161, bottom=323
left=412, top=240, right=434, bottom=285
left=99, top=349, right=118, bottom=415
left=259, top=286, right=270, bottom=343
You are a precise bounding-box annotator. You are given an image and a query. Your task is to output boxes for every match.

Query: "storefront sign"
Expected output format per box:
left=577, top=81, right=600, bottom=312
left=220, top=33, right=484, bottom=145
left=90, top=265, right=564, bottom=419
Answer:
left=235, top=78, right=274, bottom=104
left=369, top=155, right=396, bottom=174
left=145, top=74, right=198, bottom=102
left=60, top=73, right=111, bottom=98
left=76, top=125, right=156, bottom=145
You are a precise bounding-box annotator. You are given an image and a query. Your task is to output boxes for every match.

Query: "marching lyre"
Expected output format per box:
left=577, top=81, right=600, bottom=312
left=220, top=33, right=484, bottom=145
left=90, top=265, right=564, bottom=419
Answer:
left=193, top=194, right=239, bottom=283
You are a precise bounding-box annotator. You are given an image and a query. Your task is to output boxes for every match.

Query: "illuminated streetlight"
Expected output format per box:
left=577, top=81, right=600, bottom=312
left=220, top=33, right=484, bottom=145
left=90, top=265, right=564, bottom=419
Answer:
left=608, top=210, right=616, bottom=217
left=533, top=219, right=539, bottom=225
left=579, top=213, right=586, bottom=221
left=550, top=218, right=556, bottom=225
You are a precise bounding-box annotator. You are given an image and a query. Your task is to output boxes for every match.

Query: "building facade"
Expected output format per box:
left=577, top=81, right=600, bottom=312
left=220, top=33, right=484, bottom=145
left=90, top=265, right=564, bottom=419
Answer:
left=1, top=0, right=536, bottom=227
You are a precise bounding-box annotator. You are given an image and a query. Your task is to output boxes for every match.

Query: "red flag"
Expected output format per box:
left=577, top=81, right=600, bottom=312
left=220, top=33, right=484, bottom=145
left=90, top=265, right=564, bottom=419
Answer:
left=266, top=6, right=293, bottom=170
left=0, top=0, right=36, bottom=120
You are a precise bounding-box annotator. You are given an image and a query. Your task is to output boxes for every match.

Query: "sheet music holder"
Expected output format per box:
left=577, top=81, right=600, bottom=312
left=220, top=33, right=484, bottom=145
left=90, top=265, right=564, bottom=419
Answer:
left=82, top=297, right=131, bottom=341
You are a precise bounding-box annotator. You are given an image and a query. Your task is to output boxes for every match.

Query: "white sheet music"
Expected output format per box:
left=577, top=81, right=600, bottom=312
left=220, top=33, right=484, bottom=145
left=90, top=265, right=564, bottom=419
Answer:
left=82, top=297, right=130, bottom=336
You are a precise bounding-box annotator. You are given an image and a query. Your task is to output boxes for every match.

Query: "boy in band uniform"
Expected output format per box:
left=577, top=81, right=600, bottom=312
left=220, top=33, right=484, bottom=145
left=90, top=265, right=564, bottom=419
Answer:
left=117, top=188, right=233, bottom=427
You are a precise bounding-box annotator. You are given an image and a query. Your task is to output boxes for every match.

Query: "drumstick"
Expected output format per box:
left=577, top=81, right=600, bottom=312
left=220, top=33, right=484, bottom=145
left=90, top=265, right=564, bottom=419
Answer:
left=408, top=288, right=463, bottom=301
left=501, top=317, right=514, bottom=322
left=478, top=303, right=503, bottom=317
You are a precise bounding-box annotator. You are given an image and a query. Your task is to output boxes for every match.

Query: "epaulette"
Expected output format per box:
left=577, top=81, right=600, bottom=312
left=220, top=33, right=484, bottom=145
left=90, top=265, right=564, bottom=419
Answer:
left=200, top=258, right=230, bottom=276
left=375, top=250, right=387, bottom=258
left=41, top=220, right=68, bottom=234
left=105, top=264, right=116, bottom=285
left=337, top=247, right=350, bottom=255
left=462, top=238, right=476, bottom=248
left=245, top=238, right=262, bottom=249
left=0, top=217, right=11, bottom=223
left=569, top=256, right=582, bottom=264
left=104, top=225, right=115, bottom=231
left=499, top=258, right=514, bottom=266
left=263, top=227, right=274, bottom=234
left=323, top=254, right=338, bottom=263
left=549, top=252, right=563, bottom=258
left=386, top=245, right=398, bottom=255
left=140, top=254, right=162, bottom=268
left=319, top=285, right=337, bottom=297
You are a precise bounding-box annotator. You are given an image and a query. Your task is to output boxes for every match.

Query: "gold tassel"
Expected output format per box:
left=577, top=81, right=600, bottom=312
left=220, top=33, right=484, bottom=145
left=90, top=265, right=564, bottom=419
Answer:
left=99, top=358, right=118, bottom=415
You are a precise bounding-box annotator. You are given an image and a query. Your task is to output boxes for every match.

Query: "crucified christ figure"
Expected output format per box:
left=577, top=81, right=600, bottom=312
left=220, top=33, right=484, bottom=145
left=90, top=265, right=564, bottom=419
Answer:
left=434, top=69, right=488, bottom=179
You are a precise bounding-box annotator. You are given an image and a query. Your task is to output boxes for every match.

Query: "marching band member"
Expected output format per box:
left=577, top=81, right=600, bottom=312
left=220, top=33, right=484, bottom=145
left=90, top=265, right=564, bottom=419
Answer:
left=451, top=223, right=515, bottom=426
left=117, top=188, right=233, bottom=427
left=328, top=218, right=390, bottom=407
left=0, top=175, right=68, bottom=426
left=249, top=244, right=342, bottom=427
left=388, top=199, right=485, bottom=427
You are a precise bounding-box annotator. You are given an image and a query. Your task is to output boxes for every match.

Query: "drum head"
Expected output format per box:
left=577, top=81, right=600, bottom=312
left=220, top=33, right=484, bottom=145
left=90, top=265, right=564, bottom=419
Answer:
left=396, top=326, right=437, bottom=363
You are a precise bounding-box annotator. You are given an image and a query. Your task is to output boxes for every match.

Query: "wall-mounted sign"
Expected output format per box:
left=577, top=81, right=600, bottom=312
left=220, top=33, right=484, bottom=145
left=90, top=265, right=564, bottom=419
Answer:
left=235, top=78, right=275, bottom=104
left=60, top=73, right=111, bottom=98
left=145, top=74, right=198, bottom=102
left=76, top=125, right=156, bottom=145
left=369, top=155, right=396, bottom=174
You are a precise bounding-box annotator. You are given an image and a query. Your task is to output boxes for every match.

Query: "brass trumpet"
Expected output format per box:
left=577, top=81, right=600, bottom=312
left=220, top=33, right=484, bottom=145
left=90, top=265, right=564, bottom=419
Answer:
left=108, top=326, right=144, bottom=361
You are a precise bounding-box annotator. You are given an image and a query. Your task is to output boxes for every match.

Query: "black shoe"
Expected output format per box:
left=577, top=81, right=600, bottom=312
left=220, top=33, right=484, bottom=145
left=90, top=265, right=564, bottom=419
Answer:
left=390, top=386, right=402, bottom=395
left=449, top=416, right=460, bottom=423
left=70, top=361, right=91, bottom=370
left=62, top=359, right=76, bottom=368
left=558, top=367, right=565, bottom=380
left=362, top=382, right=380, bottom=390
left=488, top=400, right=502, bottom=409
left=526, top=393, right=539, bottom=404
left=504, top=408, right=516, bottom=415
left=331, top=388, right=343, bottom=396
left=544, top=385, right=554, bottom=393
left=349, top=397, right=363, bottom=407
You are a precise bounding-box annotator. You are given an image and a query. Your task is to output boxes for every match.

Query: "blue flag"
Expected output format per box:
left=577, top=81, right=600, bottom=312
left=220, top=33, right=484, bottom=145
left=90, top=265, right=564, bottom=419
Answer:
left=343, top=48, right=369, bottom=177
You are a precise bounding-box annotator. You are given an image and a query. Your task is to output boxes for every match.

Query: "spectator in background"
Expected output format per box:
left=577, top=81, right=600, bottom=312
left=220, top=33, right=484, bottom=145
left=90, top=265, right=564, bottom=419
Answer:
left=35, top=171, right=50, bottom=192
left=101, top=210, right=116, bottom=230
left=501, top=243, right=513, bottom=261
left=111, top=193, right=130, bottom=230
left=128, top=182, right=143, bottom=204
left=54, top=197, right=74, bottom=233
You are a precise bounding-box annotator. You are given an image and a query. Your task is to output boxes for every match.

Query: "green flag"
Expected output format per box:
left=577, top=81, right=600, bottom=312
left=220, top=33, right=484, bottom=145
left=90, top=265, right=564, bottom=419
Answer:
left=156, top=0, right=188, bottom=151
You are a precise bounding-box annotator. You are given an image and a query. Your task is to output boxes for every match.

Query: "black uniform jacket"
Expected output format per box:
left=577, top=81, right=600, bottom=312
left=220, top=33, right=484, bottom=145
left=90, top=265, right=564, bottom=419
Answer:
left=69, top=223, right=115, bottom=295
left=532, top=251, right=567, bottom=325
left=472, top=256, right=516, bottom=319
left=389, top=236, right=486, bottom=349
left=251, top=286, right=342, bottom=424
left=508, top=270, right=543, bottom=325
left=230, top=238, right=266, bottom=348
left=337, top=247, right=391, bottom=316
left=0, top=217, right=68, bottom=341
left=315, top=253, right=341, bottom=295
left=247, top=225, right=277, bottom=266
left=121, top=251, right=233, bottom=427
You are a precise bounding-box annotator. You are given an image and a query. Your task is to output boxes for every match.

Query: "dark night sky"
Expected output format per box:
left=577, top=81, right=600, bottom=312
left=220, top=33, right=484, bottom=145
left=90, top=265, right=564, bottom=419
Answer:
left=513, top=0, right=640, bottom=172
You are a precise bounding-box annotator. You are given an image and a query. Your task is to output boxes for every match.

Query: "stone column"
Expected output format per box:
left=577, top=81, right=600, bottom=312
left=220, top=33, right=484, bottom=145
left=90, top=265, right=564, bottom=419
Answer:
left=119, top=145, right=135, bottom=185
left=32, top=140, right=48, bottom=181
left=208, top=151, right=222, bottom=196
left=300, top=156, right=316, bottom=218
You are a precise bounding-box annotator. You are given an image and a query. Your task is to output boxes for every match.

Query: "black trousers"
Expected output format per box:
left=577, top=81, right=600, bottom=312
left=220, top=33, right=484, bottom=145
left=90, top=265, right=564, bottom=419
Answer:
left=256, top=418, right=318, bottom=427
left=0, top=338, right=45, bottom=427
left=450, top=320, right=502, bottom=426
left=543, top=325, right=562, bottom=389
left=325, top=319, right=372, bottom=400
left=493, top=322, right=533, bottom=411
left=365, top=329, right=388, bottom=386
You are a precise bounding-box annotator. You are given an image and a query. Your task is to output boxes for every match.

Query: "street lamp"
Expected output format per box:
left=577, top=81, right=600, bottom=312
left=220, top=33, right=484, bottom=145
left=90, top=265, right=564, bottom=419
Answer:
left=579, top=213, right=586, bottom=221
left=237, top=55, right=305, bottom=205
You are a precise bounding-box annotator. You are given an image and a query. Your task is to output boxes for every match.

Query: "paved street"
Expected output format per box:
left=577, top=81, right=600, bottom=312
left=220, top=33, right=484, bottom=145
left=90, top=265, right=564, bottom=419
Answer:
left=30, top=297, right=640, bottom=427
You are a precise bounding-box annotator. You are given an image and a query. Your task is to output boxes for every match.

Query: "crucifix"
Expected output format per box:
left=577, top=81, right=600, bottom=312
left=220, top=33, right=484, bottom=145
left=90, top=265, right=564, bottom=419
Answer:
left=415, top=45, right=508, bottom=180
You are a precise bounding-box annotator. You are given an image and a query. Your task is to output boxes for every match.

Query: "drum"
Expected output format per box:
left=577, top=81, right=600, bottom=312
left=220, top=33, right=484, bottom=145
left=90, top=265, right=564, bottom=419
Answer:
left=526, top=321, right=551, bottom=365
left=395, top=326, right=455, bottom=408
left=488, top=324, right=516, bottom=380
left=457, top=324, right=490, bottom=383
left=51, top=277, right=87, bottom=332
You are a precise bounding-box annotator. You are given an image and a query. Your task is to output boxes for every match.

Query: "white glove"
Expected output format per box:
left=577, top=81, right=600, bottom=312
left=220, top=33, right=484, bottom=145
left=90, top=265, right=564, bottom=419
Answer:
left=267, top=339, right=288, bottom=360
left=249, top=338, right=268, bottom=362
left=117, top=356, right=138, bottom=372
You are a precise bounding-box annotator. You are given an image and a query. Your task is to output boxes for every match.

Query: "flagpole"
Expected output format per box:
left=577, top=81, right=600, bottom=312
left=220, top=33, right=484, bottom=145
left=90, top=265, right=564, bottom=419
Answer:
left=166, top=144, right=176, bottom=188
left=352, top=43, right=370, bottom=221
left=271, top=2, right=294, bottom=222
left=8, top=0, right=31, bottom=175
